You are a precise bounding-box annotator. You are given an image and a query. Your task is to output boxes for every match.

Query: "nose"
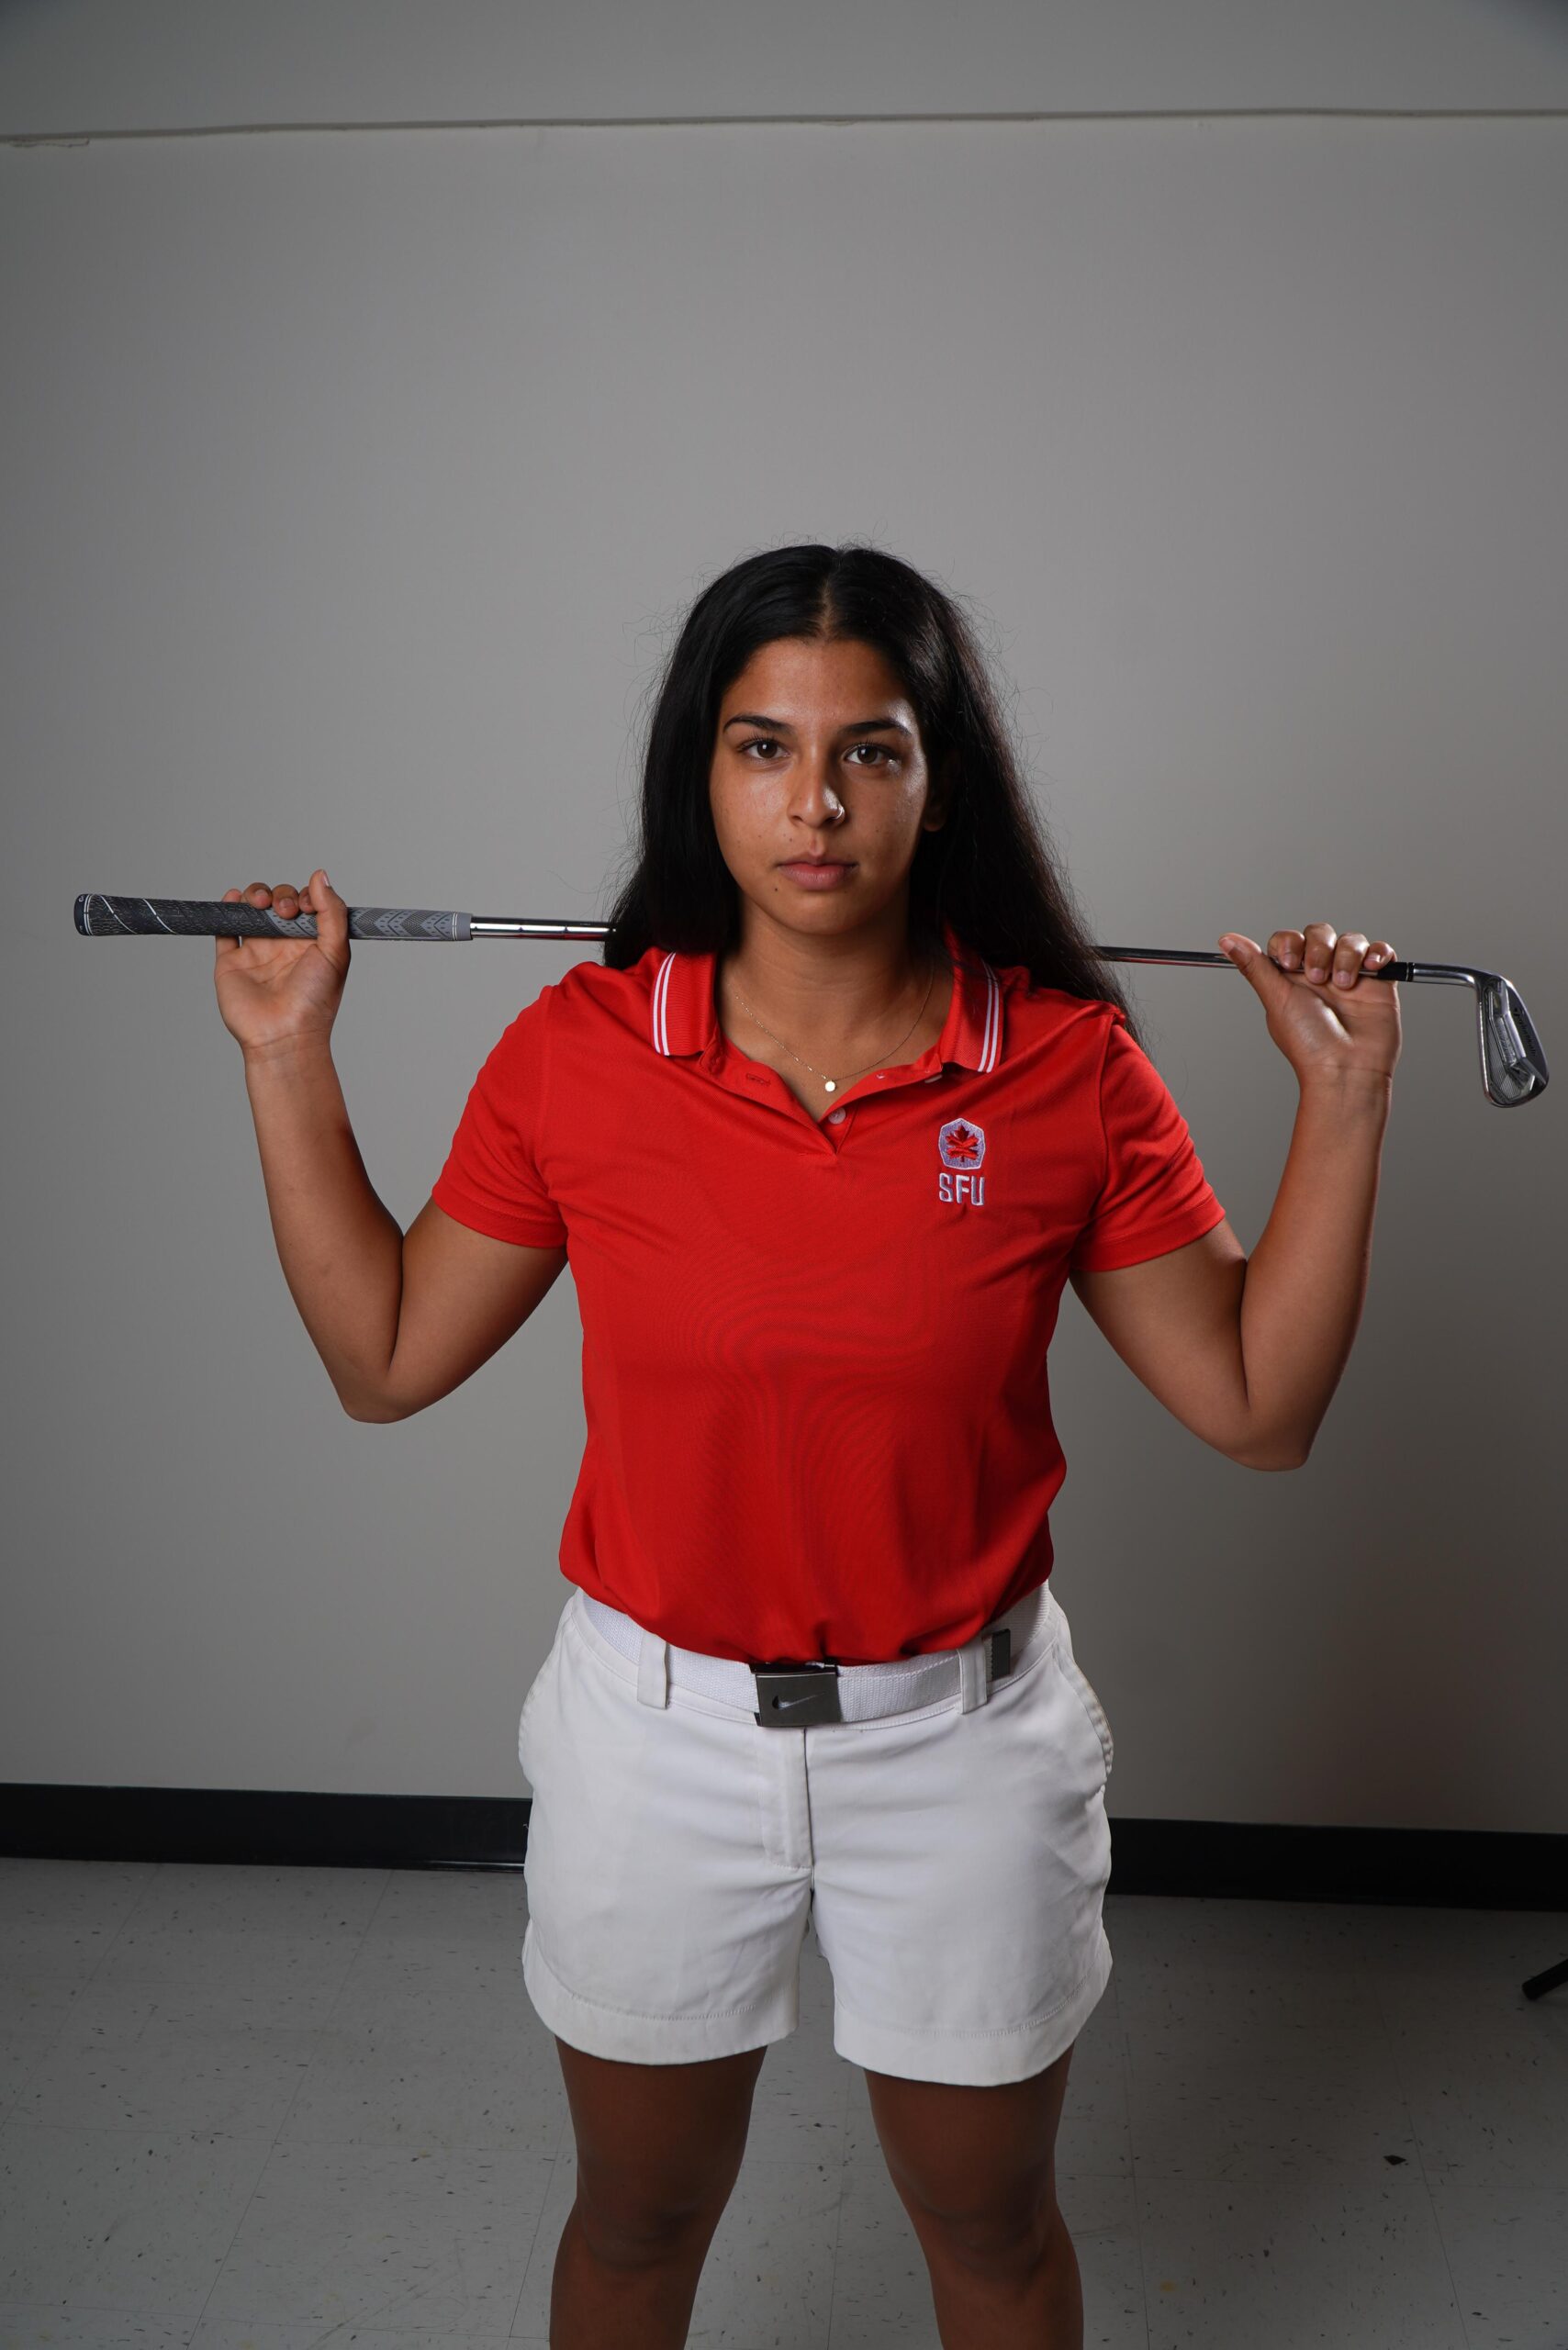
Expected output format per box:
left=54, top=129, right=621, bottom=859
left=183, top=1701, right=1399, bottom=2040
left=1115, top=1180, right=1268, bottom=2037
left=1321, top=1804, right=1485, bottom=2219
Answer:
left=791, top=759, right=845, bottom=826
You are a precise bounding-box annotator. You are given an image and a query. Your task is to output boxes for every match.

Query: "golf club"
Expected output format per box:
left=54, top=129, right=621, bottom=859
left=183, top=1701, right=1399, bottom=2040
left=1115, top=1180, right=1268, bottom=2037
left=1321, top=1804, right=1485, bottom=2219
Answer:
left=73, top=892, right=1550, bottom=1109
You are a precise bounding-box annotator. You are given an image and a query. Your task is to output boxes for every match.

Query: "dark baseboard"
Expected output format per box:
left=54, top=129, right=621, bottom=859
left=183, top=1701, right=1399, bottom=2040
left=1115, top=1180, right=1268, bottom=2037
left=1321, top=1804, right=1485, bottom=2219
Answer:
left=4, top=1785, right=1565, bottom=1909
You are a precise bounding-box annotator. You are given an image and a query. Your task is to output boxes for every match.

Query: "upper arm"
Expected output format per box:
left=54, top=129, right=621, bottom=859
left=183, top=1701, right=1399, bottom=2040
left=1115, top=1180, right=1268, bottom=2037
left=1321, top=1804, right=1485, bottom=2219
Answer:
left=367, top=1195, right=569, bottom=1421
left=1068, top=1215, right=1297, bottom=1470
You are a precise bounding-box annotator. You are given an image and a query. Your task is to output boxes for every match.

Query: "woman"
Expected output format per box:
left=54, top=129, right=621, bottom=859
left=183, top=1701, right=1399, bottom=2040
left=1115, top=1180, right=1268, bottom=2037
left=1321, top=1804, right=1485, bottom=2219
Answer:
left=216, top=541, right=1400, bottom=2349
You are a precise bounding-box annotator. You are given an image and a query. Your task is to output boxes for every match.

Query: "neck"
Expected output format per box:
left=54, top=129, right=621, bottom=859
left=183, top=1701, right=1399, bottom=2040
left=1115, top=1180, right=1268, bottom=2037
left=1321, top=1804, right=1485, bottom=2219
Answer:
left=720, top=912, right=947, bottom=1060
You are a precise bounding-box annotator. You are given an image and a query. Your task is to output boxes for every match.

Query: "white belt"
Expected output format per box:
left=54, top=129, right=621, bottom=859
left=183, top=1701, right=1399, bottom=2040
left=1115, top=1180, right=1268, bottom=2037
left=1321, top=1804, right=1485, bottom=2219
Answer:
left=577, top=1578, right=1054, bottom=1725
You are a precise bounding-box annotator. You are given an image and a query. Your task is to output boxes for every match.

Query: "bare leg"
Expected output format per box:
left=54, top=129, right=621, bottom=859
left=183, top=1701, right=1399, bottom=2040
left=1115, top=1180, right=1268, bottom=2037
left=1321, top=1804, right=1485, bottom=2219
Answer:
left=922, top=2201, right=1084, bottom=2350
left=548, top=2036, right=767, bottom=2349
left=550, top=2192, right=730, bottom=2349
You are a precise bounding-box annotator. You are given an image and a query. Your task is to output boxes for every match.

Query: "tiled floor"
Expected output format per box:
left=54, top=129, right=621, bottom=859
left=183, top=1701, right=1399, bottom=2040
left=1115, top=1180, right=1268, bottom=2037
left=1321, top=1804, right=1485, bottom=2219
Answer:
left=1, top=1860, right=1564, bottom=2345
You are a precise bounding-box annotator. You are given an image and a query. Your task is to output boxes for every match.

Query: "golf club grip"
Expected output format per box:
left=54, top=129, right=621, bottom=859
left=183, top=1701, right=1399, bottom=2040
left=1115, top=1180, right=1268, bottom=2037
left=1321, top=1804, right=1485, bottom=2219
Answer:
left=74, top=894, right=471, bottom=942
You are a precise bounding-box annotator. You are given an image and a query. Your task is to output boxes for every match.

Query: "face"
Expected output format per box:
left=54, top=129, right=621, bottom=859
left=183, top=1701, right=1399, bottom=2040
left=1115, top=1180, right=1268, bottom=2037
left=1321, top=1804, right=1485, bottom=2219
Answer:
left=709, top=635, right=948, bottom=943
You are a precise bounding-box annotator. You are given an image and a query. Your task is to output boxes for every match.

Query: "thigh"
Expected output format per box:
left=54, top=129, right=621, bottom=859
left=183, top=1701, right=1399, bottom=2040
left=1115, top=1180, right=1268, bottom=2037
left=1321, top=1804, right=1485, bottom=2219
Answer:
left=557, top=2037, right=769, bottom=2232
left=865, top=2042, right=1075, bottom=2232
left=808, top=1606, right=1114, bottom=2087
left=521, top=1601, right=812, bottom=2063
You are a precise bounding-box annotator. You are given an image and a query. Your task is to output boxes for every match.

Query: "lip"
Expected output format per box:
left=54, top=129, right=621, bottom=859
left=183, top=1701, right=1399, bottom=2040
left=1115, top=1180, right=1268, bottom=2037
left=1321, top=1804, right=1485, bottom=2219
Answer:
left=778, top=858, right=856, bottom=888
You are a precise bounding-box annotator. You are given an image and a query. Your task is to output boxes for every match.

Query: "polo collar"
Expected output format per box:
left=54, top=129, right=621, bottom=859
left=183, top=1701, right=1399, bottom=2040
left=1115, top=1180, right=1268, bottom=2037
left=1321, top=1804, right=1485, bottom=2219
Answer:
left=649, top=915, right=1004, bottom=1073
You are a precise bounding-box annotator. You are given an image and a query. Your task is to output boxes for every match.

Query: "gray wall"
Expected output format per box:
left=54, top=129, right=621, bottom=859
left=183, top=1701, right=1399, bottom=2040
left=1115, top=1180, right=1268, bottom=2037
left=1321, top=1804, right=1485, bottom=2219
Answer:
left=6, top=0, right=1568, bottom=129
left=4, top=4, right=1563, bottom=1830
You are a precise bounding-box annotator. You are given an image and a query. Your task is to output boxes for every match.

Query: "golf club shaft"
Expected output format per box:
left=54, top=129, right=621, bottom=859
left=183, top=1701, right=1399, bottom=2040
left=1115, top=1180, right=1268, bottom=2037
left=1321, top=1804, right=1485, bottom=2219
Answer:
left=73, top=893, right=1417, bottom=970
left=72, top=893, right=1549, bottom=1106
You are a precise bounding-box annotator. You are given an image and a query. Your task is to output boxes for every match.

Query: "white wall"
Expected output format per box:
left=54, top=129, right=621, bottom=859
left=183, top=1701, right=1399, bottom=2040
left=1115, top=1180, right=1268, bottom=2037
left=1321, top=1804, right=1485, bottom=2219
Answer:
left=3, top=5, right=1563, bottom=1830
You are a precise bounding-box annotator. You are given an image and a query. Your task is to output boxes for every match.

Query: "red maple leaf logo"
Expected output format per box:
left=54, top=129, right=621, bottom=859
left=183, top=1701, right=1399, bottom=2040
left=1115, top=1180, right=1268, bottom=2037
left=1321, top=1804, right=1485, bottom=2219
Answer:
left=945, top=1124, right=981, bottom=1164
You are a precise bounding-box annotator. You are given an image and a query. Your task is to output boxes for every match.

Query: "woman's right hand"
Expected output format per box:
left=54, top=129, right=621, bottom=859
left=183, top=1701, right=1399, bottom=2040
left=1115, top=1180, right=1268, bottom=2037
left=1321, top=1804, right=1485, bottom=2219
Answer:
left=214, top=871, right=352, bottom=1055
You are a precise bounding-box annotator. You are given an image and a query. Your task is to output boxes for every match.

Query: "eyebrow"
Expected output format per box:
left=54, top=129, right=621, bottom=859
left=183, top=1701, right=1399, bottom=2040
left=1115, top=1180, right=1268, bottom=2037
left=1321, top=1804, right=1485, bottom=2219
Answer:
left=722, top=712, right=913, bottom=738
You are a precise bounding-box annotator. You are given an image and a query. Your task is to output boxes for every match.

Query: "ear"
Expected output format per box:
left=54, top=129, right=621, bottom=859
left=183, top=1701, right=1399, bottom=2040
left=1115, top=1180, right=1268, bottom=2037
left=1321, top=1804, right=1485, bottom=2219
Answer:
left=924, top=752, right=957, bottom=830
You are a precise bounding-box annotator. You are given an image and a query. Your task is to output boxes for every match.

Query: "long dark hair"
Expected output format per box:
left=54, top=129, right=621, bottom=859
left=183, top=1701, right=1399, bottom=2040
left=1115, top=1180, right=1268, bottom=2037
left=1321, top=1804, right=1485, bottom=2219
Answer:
left=599, top=541, right=1148, bottom=1051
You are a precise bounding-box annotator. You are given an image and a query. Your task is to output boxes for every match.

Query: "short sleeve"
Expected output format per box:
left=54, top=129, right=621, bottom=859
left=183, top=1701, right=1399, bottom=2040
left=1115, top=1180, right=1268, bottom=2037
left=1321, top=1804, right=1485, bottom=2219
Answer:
left=1070, top=1008, right=1226, bottom=1272
left=430, top=988, right=568, bottom=1248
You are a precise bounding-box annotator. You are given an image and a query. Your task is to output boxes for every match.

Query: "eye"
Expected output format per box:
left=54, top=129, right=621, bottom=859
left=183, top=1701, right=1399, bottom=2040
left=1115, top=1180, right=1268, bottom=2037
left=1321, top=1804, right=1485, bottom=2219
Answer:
left=735, top=737, right=899, bottom=767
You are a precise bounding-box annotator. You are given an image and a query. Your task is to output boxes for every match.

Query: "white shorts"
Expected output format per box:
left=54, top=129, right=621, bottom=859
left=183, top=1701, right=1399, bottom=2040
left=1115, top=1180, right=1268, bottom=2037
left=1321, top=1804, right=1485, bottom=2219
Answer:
left=516, top=1577, right=1114, bottom=2086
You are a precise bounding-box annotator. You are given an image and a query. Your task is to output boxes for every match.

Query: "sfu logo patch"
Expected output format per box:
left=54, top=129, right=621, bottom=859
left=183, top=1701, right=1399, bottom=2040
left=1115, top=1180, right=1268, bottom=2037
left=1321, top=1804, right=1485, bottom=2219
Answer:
left=937, top=1117, right=987, bottom=1207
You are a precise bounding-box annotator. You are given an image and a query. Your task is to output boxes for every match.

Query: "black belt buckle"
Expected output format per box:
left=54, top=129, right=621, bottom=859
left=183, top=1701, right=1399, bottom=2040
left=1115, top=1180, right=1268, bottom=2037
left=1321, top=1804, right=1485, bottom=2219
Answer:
left=751, top=1658, right=843, bottom=1728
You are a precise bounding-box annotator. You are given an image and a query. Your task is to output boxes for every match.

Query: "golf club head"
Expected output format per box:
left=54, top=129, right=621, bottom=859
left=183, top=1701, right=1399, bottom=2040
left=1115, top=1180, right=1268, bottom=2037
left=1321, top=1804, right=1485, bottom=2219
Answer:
left=1477, top=973, right=1550, bottom=1108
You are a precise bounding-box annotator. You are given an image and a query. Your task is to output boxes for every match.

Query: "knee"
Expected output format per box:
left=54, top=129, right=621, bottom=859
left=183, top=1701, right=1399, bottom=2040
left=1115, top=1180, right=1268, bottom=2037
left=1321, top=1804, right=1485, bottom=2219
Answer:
left=574, top=2198, right=704, bottom=2272
left=914, top=2187, right=1061, bottom=2280
left=572, top=2169, right=736, bottom=2273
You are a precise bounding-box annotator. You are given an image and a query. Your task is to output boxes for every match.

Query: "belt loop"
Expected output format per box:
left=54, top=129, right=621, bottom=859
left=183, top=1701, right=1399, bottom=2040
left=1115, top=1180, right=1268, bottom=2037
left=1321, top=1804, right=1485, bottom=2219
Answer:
left=959, top=1624, right=1013, bottom=1714
left=636, top=1626, right=671, bottom=1709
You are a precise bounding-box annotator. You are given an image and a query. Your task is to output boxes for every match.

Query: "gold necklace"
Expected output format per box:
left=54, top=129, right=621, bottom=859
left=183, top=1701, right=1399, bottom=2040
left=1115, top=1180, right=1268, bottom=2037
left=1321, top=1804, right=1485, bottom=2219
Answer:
left=727, top=954, right=939, bottom=1095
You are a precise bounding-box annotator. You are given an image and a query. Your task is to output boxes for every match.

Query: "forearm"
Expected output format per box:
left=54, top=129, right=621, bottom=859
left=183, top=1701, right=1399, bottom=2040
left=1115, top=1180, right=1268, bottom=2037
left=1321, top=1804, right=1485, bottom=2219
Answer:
left=241, top=1036, right=405, bottom=1416
left=1238, top=1074, right=1393, bottom=1465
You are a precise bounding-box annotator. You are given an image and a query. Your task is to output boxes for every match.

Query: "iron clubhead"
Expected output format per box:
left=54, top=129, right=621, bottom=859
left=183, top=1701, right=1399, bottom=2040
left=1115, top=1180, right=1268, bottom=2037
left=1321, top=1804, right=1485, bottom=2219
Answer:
left=1477, top=972, right=1550, bottom=1108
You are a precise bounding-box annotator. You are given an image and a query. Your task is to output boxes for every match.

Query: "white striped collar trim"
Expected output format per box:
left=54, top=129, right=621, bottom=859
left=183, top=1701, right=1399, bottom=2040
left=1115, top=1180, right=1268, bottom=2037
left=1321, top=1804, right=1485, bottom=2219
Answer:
left=650, top=923, right=1004, bottom=1074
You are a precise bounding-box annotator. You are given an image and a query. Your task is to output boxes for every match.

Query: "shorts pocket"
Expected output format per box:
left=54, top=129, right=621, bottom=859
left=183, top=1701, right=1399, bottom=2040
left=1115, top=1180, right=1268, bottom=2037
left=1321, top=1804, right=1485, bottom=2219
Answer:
left=517, top=1608, right=568, bottom=1781
left=1054, top=1647, right=1114, bottom=1783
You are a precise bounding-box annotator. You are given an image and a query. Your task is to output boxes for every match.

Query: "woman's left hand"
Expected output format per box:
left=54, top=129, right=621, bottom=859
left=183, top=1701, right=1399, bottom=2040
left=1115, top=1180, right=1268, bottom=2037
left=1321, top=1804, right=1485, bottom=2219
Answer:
left=1217, top=923, right=1402, bottom=1093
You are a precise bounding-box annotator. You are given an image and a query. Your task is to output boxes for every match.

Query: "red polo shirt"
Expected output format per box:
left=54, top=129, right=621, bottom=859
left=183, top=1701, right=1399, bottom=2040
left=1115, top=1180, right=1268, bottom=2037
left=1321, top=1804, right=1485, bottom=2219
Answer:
left=431, top=916, right=1226, bottom=1663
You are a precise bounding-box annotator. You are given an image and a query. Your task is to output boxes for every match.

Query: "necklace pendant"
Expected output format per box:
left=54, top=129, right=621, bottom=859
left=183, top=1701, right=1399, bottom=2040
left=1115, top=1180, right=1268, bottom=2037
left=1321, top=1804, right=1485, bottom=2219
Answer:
left=823, top=1079, right=836, bottom=1093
